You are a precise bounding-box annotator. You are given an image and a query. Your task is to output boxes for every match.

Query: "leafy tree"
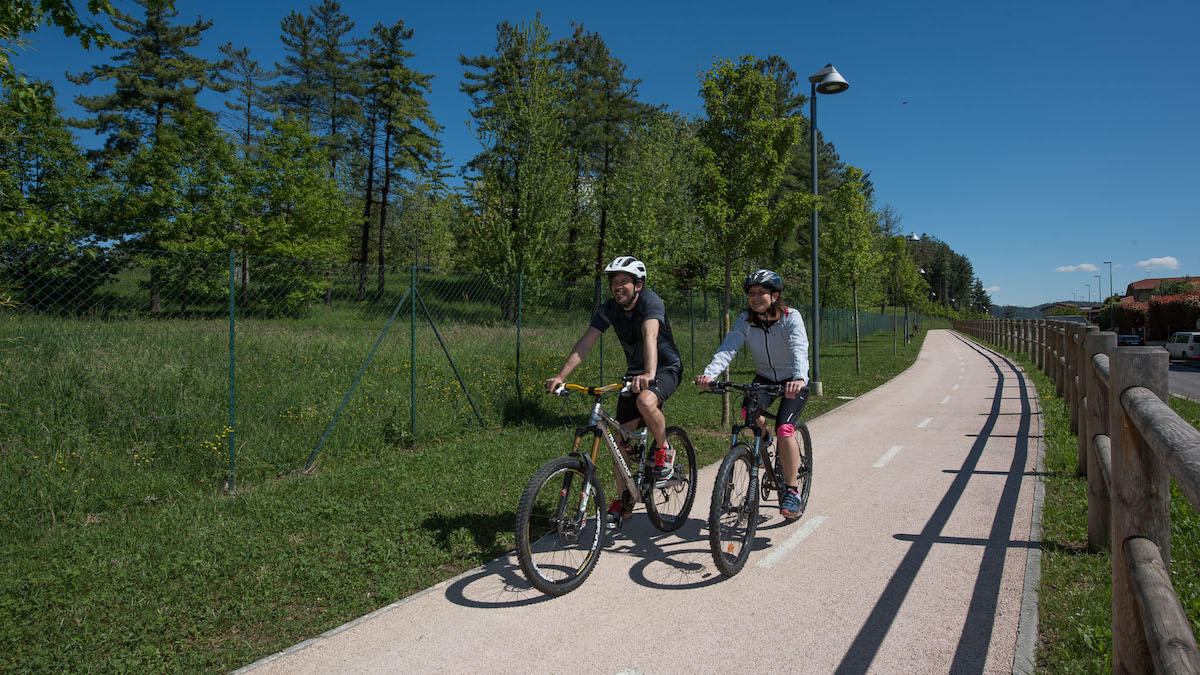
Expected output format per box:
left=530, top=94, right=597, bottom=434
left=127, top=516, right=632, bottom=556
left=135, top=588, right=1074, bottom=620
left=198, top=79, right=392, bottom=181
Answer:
left=695, top=55, right=803, bottom=332
left=1151, top=277, right=1197, bottom=297
left=1, top=0, right=171, bottom=113
left=0, top=82, right=90, bottom=241
left=970, top=277, right=992, bottom=314
left=66, top=0, right=222, bottom=165
left=823, top=166, right=882, bottom=373
left=460, top=14, right=571, bottom=318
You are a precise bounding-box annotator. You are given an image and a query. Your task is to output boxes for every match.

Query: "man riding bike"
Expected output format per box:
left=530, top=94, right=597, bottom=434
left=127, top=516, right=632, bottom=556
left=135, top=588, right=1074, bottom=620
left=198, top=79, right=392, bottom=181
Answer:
left=546, top=256, right=684, bottom=525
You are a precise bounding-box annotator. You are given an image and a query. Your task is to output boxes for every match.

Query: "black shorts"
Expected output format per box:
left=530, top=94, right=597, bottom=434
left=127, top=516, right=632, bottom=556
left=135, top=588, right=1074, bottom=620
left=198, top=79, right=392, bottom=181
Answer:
left=615, top=368, right=681, bottom=425
left=741, top=374, right=809, bottom=431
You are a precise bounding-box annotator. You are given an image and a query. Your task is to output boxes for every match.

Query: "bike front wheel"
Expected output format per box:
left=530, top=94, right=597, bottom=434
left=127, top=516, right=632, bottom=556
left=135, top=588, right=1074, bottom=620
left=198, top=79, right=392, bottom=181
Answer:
left=791, top=424, right=813, bottom=519
left=644, top=426, right=698, bottom=532
left=515, top=456, right=606, bottom=596
left=709, top=444, right=759, bottom=577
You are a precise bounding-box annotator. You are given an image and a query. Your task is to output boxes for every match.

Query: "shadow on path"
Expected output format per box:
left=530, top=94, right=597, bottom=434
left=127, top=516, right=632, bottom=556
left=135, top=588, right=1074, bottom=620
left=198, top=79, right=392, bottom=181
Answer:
left=834, top=334, right=1035, bottom=674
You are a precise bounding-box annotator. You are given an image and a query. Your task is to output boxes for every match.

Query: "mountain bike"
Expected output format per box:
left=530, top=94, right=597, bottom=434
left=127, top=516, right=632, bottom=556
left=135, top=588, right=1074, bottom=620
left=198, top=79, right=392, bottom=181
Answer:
left=514, top=378, right=698, bottom=596
left=703, top=380, right=813, bottom=577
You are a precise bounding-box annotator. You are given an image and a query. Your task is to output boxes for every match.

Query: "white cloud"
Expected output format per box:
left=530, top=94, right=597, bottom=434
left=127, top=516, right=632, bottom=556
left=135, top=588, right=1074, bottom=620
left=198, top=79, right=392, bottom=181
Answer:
left=986, top=286, right=1000, bottom=293
left=1137, top=256, right=1179, bottom=270
left=1055, top=263, right=1099, bottom=273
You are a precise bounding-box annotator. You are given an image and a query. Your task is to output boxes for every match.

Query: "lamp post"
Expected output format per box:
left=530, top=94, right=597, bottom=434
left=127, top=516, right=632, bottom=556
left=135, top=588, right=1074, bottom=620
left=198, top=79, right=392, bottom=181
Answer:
left=807, top=63, right=849, bottom=398
left=903, top=232, right=920, bottom=344
left=1085, top=283, right=1091, bottom=303
left=1094, top=274, right=1101, bottom=323
left=1104, top=260, right=1113, bottom=329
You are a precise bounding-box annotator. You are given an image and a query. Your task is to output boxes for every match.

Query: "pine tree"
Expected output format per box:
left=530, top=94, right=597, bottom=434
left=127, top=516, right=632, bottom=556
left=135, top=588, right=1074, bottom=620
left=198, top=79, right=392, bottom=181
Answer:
left=310, top=0, right=360, bottom=181
left=66, top=0, right=222, bottom=164
left=215, top=43, right=276, bottom=157
left=275, top=10, right=319, bottom=134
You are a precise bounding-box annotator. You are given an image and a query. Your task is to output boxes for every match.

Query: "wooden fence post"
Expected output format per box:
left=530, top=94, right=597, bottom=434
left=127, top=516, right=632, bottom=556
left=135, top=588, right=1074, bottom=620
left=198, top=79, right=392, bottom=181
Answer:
left=1109, top=346, right=1171, bottom=673
left=1086, top=330, right=1115, bottom=552
left=1037, top=320, right=1046, bottom=372
left=1075, top=325, right=1096, bottom=475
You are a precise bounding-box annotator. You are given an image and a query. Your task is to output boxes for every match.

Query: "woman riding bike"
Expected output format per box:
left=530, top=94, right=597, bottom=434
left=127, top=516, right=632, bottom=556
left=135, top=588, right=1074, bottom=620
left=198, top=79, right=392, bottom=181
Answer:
left=695, top=269, right=810, bottom=520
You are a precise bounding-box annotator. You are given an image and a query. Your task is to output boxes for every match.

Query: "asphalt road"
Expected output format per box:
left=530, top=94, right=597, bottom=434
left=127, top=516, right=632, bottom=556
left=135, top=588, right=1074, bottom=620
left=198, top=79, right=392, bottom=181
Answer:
left=237, top=330, right=1042, bottom=675
left=1168, top=358, right=1200, bottom=402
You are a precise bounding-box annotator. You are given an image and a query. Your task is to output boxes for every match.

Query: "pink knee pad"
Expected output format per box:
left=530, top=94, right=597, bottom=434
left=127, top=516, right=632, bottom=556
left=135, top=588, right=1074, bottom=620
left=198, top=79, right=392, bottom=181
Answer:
left=741, top=408, right=748, bottom=422
left=777, top=423, right=795, bottom=438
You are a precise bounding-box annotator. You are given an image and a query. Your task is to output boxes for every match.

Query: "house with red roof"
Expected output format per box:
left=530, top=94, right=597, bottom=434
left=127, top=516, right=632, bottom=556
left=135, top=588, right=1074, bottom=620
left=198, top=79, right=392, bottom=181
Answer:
left=1122, top=277, right=1199, bottom=303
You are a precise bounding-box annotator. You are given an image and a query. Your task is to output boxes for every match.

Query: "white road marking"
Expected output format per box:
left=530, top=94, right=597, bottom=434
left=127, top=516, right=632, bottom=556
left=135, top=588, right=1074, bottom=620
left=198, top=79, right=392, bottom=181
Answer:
left=952, top=384, right=960, bottom=390
left=873, top=445, right=904, bottom=468
left=958, top=375, right=964, bottom=380
left=941, top=396, right=951, bottom=404
left=755, top=516, right=828, bottom=569
left=918, top=416, right=933, bottom=428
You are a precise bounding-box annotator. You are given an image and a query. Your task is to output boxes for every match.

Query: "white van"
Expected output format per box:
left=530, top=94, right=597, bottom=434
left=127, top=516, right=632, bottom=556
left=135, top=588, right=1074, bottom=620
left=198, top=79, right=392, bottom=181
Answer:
left=1165, top=331, right=1200, bottom=362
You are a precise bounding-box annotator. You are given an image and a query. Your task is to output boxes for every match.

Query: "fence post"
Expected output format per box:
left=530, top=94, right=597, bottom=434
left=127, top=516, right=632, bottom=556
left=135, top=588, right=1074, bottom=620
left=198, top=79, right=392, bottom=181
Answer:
left=1069, top=327, right=1081, bottom=438
left=1036, top=320, right=1046, bottom=372
left=1085, top=330, right=1115, bottom=552
left=1075, top=325, right=1096, bottom=475
left=227, top=249, right=237, bottom=494
left=1109, top=346, right=1172, bottom=673
left=410, top=265, right=417, bottom=440
left=516, top=273, right=523, bottom=412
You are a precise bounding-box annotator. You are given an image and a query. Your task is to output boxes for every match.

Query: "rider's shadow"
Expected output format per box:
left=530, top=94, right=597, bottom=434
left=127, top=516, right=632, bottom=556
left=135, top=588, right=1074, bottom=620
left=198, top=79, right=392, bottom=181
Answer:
left=607, top=514, right=769, bottom=591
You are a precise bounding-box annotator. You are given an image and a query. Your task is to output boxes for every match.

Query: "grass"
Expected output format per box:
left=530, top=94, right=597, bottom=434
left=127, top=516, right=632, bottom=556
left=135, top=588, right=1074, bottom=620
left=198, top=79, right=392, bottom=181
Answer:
left=0, top=314, right=944, bottom=672
left=960, top=336, right=1200, bottom=672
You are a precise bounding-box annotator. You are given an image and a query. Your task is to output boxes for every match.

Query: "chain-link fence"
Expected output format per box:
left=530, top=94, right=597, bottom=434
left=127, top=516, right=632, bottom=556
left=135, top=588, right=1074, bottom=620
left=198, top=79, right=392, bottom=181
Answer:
left=2, top=242, right=910, bottom=535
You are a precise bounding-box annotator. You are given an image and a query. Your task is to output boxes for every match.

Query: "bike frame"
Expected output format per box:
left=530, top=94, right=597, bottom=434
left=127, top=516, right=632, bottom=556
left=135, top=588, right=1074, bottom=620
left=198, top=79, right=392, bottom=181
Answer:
left=568, top=391, right=649, bottom=505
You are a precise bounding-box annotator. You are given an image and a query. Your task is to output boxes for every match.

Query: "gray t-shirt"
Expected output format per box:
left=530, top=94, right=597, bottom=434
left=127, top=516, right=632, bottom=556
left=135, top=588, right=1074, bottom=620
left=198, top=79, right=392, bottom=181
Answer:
left=589, top=288, right=682, bottom=376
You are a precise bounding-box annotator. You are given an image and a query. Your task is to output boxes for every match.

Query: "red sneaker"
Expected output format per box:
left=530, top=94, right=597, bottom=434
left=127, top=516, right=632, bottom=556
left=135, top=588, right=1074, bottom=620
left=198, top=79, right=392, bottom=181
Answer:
left=607, top=499, right=632, bottom=527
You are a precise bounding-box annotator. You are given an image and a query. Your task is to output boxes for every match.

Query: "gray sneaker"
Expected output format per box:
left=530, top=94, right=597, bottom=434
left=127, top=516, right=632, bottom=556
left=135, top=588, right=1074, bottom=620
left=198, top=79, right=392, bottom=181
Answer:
left=652, top=444, right=675, bottom=480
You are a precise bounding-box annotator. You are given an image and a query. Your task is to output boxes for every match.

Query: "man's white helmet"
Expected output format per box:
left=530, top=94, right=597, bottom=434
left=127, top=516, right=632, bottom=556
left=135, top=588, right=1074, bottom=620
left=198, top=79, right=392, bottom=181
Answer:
left=604, top=256, right=647, bottom=282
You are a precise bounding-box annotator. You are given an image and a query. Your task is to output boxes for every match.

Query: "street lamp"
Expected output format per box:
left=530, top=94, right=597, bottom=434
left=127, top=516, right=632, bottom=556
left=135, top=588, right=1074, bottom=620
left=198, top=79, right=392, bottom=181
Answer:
left=1104, top=261, right=1113, bottom=329
left=903, top=232, right=920, bottom=344
left=807, top=63, right=849, bottom=398
left=1094, top=274, right=1101, bottom=322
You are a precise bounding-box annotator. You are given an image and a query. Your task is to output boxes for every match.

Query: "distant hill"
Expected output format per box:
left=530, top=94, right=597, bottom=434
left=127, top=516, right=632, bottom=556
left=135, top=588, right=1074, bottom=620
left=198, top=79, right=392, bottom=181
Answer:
left=990, top=305, right=1043, bottom=319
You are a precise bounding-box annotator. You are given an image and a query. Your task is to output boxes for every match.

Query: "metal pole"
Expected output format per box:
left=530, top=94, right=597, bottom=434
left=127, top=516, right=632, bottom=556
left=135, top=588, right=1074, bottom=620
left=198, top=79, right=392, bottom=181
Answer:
left=516, top=273, right=523, bottom=410
left=227, top=249, right=236, bottom=493
left=410, top=264, right=416, bottom=440
left=810, top=81, right=822, bottom=396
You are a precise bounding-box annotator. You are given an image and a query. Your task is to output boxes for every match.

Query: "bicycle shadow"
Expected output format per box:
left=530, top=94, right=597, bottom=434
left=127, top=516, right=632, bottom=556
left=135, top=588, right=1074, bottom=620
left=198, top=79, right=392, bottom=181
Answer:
left=607, top=512, right=777, bottom=590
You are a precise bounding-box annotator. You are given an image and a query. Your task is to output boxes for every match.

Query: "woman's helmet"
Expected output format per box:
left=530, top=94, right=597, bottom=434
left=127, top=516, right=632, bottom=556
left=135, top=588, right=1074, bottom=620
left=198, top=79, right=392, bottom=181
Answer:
left=604, top=256, right=647, bottom=282
left=743, top=269, right=782, bottom=292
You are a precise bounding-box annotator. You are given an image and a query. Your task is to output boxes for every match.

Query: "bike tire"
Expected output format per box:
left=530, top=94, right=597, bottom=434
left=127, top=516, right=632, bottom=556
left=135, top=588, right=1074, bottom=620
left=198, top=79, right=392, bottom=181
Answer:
left=792, top=424, right=813, bottom=518
left=709, top=444, right=759, bottom=577
left=515, top=456, right=606, bottom=596
left=644, top=426, right=698, bottom=532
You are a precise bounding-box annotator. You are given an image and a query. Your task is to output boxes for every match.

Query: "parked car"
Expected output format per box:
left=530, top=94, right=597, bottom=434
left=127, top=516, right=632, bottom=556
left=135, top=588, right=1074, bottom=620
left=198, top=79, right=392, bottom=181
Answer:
left=1117, top=334, right=1145, bottom=346
left=1164, top=331, right=1200, bottom=361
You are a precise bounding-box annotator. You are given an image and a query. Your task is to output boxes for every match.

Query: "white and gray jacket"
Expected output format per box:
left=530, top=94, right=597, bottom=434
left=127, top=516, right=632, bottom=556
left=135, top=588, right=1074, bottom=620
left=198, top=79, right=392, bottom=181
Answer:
left=702, top=307, right=810, bottom=383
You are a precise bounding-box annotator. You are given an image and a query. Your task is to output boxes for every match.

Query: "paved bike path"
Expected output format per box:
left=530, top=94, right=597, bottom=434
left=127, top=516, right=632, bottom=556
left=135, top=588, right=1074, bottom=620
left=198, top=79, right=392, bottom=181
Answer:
left=239, top=330, right=1042, bottom=674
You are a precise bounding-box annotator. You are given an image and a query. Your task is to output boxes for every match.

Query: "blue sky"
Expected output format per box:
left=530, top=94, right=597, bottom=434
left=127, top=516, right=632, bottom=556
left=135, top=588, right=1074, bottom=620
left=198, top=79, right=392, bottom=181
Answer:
left=13, top=0, right=1199, bottom=307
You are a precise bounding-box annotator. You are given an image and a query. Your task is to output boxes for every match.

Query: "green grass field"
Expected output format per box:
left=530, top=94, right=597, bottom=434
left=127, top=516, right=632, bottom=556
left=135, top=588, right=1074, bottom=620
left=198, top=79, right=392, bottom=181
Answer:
left=0, top=308, right=943, bottom=672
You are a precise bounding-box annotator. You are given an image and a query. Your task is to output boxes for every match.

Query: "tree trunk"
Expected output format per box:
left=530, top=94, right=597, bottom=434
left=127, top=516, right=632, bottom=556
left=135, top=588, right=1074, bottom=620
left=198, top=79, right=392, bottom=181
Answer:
left=721, top=251, right=733, bottom=426
left=378, top=125, right=391, bottom=298
left=359, top=108, right=378, bottom=300
left=853, top=275, right=862, bottom=374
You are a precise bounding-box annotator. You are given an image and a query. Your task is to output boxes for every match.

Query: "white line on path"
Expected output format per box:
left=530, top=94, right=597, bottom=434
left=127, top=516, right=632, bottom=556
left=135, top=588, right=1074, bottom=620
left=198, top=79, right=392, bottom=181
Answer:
left=873, top=445, right=904, bottom=468
left=755, top=515, right=829, bottom=569
left=941, top=396, right=951, bottom=404
left=918, top=417, right=933, bottom=428
left=952, top=384, right=960, bottom=390
left=958, top=375, right=964, bottom=380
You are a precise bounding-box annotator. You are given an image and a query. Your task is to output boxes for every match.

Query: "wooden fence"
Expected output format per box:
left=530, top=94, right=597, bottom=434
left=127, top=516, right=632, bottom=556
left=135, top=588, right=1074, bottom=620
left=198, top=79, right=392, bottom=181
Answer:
left=954, top=318, right=1200, bottom=673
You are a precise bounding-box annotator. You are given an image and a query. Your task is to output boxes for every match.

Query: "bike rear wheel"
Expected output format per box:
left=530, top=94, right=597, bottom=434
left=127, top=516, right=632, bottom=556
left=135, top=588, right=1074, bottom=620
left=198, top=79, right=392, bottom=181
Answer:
left=515, top=456, right=606, bottom=596
left=644, top=426, right=698, bottom=532
left=709, top=444, right=759, bottom=577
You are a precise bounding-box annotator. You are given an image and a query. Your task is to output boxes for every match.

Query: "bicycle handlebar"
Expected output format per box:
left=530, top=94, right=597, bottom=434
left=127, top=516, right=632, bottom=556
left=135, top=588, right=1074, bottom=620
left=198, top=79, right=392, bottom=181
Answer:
left=699, top=380, right=788, bottom=397
left=551, top=376, right=638, bottom=397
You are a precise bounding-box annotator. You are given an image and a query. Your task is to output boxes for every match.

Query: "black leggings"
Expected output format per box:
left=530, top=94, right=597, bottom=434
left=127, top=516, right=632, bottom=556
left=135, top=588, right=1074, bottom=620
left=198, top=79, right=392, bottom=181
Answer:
left=740, top=374, right=809, bottom=434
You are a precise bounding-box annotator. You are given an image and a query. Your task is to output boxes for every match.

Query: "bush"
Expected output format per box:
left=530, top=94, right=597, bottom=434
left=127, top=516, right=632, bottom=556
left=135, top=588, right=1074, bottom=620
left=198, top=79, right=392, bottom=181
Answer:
left=1148, top=292, right=1200, bottom=339
left=1112, top=300, right=1148, bottom=335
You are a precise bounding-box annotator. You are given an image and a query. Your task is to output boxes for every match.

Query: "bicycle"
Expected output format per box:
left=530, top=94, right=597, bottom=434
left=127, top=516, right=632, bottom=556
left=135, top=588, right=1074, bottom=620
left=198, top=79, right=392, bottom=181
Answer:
left=703, top=380, right=813, bottom=577
left=514, top=378, right=698, bottom=596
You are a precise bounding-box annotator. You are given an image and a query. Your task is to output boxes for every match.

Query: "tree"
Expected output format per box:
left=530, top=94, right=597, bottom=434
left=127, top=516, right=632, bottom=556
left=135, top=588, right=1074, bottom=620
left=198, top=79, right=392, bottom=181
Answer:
left=1151, top=277, right=1197, bottom=297
left=66, top=0, right=221, bottom=165
left=364, top=19, right=438, bottom=295
left=460, top=15, right=571, bottom=318
left=309, top=0, right=360, bottom=181
left=274, top=10, right=319, bottom=134
left=214, top=42, right=275, bottom=157
left=823, top=166, right=883, bottom=373
left=695, top=55, right=803, bottom=333
left=0, top=82, right=91, bottom=241
left=1, top=0, right=171, bottom=113
left=556, top=24, right=642, bottom=290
